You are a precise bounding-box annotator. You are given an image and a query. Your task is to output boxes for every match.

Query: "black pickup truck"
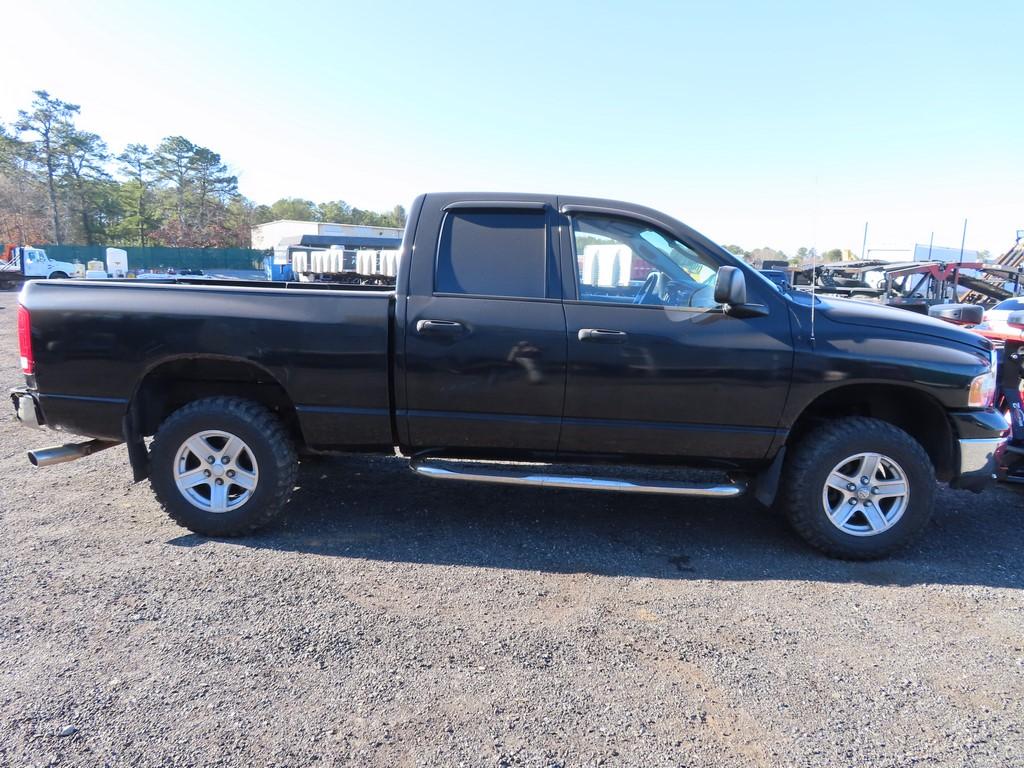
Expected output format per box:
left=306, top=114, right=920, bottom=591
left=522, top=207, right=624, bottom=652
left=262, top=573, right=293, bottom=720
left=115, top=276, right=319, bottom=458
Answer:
left=12, top=193, right=1006, bottom=558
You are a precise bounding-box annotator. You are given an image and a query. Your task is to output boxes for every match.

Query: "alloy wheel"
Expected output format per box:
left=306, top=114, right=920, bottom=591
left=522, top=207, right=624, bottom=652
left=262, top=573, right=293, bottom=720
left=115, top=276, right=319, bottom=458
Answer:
left=821, top=451, right=909, bottom=536
left=173, top=430, right=259, bottom=513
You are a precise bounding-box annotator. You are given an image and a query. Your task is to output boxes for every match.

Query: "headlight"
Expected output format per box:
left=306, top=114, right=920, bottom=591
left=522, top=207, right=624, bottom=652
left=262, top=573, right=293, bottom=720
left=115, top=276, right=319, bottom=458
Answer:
left=968, top=349, right=998, bottom=408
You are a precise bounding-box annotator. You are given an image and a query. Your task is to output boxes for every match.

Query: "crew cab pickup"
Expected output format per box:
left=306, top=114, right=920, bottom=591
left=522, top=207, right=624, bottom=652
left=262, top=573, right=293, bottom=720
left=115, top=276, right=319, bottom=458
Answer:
left=12, top=193, right=1007, bottom=558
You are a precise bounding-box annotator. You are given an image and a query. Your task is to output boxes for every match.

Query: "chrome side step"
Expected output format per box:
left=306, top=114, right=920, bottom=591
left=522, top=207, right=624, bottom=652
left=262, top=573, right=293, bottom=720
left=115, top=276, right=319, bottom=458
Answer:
left=409, top=457, right=745, bottom=498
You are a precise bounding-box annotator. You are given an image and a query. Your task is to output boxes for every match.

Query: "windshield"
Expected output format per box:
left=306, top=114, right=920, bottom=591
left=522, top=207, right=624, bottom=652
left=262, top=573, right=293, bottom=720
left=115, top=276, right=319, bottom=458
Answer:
left=638, top=230, right=717, bottom=284
left=993, top=298, right=1024, bottom=312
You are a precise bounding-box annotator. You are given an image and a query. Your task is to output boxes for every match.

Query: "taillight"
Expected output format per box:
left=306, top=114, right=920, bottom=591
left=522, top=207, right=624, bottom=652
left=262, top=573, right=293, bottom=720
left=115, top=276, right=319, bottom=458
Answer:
left=17, top=304, right=33, bottom=374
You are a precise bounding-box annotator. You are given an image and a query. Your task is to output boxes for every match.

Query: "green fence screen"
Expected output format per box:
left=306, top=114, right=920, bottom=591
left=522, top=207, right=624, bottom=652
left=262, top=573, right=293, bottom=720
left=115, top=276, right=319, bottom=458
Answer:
left=39, top=245, right=269, bottom=271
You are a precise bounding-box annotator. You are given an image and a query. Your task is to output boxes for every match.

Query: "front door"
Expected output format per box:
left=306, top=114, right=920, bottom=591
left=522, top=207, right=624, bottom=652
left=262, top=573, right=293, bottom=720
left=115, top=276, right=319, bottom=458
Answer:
left=403, top=204, right=567, bottom=454
left=557, top=208, right=794, bottom=460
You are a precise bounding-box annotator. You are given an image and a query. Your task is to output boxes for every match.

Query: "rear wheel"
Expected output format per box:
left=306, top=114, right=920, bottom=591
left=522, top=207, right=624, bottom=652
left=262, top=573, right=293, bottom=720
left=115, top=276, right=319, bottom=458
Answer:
left=149, top=397, right=297, bottom=536
left=48, top=271, right=69, bottom=279
left=779, top=417, right=935, bottom=559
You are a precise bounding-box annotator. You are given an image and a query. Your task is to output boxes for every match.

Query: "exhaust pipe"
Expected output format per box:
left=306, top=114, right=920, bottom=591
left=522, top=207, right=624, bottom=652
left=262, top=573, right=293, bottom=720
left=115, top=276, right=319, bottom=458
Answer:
left=28, top=439, right=119, bottom=468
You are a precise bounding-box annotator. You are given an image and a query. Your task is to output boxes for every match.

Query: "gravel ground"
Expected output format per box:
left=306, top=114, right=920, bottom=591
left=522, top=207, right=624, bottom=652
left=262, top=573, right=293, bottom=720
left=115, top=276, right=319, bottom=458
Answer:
left=1, top=296, right=1023, bottom=767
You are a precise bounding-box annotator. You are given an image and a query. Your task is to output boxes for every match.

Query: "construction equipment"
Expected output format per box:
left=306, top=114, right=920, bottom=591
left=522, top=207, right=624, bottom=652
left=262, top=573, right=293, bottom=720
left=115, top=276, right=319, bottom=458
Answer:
left=788, top=259, right=986, bottom=312
left=960, top=239, right=1024, bottom=306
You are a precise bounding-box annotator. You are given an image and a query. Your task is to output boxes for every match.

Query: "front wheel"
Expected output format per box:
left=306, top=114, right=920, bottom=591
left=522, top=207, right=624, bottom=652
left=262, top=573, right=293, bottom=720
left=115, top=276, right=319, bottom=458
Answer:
left=778, top=417, right=935, bottom=559
left=149, top=397, right=297, bottom=536
left=48, top=271, right=69, bottom=279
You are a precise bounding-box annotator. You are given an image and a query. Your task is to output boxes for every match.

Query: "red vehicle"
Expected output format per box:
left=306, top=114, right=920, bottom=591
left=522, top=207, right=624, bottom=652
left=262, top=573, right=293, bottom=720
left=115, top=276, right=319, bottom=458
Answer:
left=930, top=300, right=1024, bottom=484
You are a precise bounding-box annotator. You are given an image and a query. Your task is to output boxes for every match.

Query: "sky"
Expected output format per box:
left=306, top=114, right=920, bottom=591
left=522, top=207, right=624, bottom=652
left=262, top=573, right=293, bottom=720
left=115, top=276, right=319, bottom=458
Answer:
left=4, top=0, right=1023, bottom=256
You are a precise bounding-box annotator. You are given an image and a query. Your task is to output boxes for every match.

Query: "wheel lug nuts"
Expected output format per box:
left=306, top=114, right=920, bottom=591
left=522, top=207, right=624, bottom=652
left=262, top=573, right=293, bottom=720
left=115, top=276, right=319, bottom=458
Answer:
left=207, top=456, right=215, bottom=464
left=227, top=470, right=235, bottom=478
left=847, top=483, right=856, bottom=491
left=223, top=456, right=230, bottom=464
left=849, top=498, right=857, bottom=505
left=871, top=486, right=879, bottom=494
left=215, top=478, right=224, bottom=485
left=860, top=476, right=869, bottom=484
left=204, top=470, right=211, bottom=477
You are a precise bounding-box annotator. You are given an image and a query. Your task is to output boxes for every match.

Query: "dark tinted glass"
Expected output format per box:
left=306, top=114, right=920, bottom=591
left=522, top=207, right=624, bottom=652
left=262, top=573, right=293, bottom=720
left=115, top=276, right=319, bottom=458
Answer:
left=995, top=298, right=1024, bottom=311
left=436, top=210, right=546, bottom=298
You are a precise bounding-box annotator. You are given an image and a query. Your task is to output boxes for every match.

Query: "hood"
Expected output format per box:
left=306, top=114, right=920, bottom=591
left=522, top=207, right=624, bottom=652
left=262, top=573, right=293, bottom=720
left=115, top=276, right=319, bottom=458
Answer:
left=815, top=296, right=991, bottom=352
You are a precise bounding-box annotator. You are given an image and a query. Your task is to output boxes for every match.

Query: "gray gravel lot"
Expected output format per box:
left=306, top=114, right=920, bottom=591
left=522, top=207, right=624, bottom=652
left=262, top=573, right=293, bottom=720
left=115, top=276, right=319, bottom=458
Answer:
left=1, top=295, right=1023, bottom=767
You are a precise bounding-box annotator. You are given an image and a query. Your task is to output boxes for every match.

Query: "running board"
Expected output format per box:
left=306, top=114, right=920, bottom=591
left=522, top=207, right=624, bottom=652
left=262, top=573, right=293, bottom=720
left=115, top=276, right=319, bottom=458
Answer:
left=409, top=457, right=746, bottom=498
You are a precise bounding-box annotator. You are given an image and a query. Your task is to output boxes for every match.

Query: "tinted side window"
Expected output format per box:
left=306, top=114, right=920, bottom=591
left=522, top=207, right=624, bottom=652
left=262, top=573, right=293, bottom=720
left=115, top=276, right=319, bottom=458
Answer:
left=436, top=210, right=546, bottom=298
left=571, top=215, right=721, bottom=308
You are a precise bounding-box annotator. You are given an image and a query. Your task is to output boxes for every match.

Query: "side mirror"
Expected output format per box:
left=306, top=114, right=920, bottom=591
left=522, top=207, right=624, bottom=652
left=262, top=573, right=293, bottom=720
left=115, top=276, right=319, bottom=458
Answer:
left=714, top=266, right=747, bottom=306
left=1008, top=310, right=1024, bottom=330
left=714, top=265, right=769, bottom=318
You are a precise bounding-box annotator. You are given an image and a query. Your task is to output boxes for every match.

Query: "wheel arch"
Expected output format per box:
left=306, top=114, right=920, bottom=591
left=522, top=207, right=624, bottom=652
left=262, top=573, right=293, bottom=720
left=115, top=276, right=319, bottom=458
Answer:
left=786, top=383, right=955, bottom=482
left=128, top=355, right=304, bottom=446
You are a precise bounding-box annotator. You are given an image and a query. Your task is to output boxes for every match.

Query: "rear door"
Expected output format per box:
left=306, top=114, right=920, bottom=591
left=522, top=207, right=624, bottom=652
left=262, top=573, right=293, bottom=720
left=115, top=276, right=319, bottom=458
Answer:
left=401, top=198, right=567, bottom=454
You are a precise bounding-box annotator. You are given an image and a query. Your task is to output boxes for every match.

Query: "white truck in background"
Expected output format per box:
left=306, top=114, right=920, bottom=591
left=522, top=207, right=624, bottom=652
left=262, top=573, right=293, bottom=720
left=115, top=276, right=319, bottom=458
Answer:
left=1, top=246, right=130, bottom=289
left=0, top=246, right=82, bottom=289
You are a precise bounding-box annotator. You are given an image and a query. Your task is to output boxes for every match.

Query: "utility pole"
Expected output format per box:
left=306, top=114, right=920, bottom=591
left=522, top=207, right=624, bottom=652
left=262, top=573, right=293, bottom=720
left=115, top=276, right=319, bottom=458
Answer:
left=927, top=231, right=934, bottom=260
left=860, top=222, right=868, bottom=261
left=958, top=219, right=968, bottom=266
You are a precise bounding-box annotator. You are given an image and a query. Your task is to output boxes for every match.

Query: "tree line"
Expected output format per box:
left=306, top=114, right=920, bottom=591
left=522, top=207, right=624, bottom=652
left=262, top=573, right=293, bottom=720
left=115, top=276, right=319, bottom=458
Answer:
left=0, top=91, right=407, bottom=249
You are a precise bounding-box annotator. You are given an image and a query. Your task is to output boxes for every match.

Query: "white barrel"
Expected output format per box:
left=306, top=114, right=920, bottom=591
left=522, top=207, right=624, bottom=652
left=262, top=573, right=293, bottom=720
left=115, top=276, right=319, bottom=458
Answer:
left=105, top=247, right=128, bottom=277
left=580, top=246, right=598, bottom=285
left=616, top=248, right=633, bottom=286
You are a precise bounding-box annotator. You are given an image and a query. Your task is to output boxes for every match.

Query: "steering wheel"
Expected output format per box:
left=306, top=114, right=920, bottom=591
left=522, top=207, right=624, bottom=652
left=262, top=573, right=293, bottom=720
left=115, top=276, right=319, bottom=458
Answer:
left=634, top=271, right=665, bottom=305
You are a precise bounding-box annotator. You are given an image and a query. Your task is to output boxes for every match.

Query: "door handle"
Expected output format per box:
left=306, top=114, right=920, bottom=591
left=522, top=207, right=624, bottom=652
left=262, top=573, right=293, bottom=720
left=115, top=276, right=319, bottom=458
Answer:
left=416, top=319, right=465, bottom=335
left=578, top=328, right=628, bottom=343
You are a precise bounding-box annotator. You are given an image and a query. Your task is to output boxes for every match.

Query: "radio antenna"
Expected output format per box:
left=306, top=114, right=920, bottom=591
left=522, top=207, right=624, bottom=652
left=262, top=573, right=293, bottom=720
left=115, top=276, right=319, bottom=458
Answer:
left=809, top=246, right=816, bottom=344
left=809, top=175, right=820, bottom=345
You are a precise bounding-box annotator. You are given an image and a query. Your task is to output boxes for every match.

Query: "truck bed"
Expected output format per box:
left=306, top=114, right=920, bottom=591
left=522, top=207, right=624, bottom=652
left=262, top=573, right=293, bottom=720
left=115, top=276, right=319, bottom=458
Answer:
left=20, top=278, right=396, bottom=449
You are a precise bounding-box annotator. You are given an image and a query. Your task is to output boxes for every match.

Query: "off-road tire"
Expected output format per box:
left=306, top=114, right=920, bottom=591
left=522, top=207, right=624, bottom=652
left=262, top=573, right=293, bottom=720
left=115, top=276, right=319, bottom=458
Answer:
left=779, top=417, right=935, bottom=560
left=149, top=397, right=297, bottom=536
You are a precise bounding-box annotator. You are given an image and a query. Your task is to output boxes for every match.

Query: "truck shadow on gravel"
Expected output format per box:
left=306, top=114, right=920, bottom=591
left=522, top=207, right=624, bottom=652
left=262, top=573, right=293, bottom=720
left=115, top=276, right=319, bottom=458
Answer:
left=170, top=455, right=1024, bottom=588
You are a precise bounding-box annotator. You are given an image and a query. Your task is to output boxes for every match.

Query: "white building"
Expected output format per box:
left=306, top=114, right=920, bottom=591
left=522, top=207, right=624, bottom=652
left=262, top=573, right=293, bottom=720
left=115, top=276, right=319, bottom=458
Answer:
left=251, top=220, right=404, bottom=250
left=865, top=245, right=982, bottom=264
left=911, top=243, right=981, bottom=263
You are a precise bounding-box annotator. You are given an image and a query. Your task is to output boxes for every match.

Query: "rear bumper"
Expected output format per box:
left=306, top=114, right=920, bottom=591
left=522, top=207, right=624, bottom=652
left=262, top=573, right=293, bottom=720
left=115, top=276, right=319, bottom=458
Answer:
left=10, top=388, right=43, bottom=429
